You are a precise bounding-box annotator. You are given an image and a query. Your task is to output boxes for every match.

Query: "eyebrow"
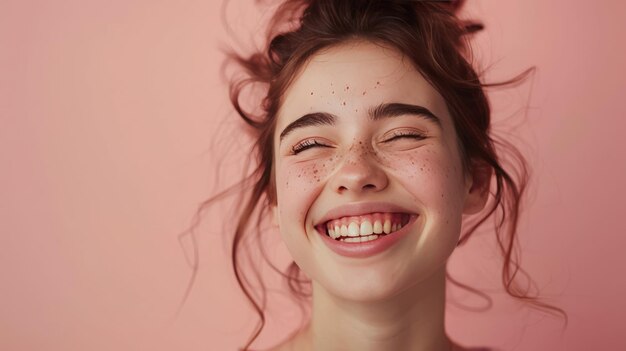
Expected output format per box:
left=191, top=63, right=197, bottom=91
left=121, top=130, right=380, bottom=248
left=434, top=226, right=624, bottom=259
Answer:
left=278, top=102, right=442, bottom=142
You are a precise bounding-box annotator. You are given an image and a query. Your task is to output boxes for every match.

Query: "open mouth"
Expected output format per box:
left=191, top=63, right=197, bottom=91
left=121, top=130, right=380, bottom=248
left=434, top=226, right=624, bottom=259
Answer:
left=316, top=212, right=411, bottom=243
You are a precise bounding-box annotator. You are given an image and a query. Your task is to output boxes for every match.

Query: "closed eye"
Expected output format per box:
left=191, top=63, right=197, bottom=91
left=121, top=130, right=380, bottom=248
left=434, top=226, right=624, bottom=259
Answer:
left=384, top=130, right=427, bottom=143
left=291, top=139, right=330, bottom=154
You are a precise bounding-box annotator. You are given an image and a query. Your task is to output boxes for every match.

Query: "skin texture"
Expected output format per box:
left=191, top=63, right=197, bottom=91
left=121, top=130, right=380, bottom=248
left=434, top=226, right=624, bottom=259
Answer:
left=269, top=39, right=491, bottom=351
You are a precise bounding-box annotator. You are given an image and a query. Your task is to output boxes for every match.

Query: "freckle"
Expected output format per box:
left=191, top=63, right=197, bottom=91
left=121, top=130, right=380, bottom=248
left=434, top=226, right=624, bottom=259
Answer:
left=362, top=91, right=366, bottom=95
left=355, top=109, right=358, bottom=112
left=313, top=169, right=318, bottom=174
left=376, top=81, right=380, bottom=85
left=420, top=167, right=423, bottom=171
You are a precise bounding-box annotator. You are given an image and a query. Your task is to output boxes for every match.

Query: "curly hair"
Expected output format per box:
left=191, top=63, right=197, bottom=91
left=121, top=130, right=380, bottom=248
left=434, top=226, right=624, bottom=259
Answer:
left=178, top=1, right=568, bottom=349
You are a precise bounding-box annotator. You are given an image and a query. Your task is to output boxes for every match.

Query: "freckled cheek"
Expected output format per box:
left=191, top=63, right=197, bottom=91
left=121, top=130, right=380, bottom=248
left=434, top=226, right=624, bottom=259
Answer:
left=275, top=160, right=334, bottom=225
left=382, top=151, right=465, bottom=211
left=278, top=160, right=331, bottom=189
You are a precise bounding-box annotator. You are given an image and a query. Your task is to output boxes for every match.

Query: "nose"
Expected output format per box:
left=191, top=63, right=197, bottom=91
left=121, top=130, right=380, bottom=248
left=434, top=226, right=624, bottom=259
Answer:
left=329, top=156, right=389, bottom=195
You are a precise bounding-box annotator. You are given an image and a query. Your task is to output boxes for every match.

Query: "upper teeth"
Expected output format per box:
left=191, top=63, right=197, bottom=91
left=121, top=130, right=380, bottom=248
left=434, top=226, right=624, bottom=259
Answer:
left=326, top=218, right=404, bottom=240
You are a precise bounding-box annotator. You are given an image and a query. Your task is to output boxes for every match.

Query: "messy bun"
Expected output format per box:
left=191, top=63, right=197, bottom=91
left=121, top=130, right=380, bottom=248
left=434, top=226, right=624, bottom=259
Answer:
left=180, top=1, right=568, bottom=349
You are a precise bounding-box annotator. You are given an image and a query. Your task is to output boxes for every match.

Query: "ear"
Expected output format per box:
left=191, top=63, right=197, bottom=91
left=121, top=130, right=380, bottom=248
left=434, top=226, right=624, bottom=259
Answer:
left=462, top=160, right=492, bottom=215
left=267, top=173, right=280, bottom=227
left=271, top=203, right=280, bottom=227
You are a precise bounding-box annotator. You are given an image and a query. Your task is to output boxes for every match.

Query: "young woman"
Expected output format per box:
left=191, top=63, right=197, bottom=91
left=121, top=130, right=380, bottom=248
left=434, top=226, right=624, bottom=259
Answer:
left=184, top=0, right=567, bottom=350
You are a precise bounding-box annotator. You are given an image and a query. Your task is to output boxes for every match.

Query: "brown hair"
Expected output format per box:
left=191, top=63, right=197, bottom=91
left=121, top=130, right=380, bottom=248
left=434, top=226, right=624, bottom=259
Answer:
left=178, top=0, right=568, bottom=349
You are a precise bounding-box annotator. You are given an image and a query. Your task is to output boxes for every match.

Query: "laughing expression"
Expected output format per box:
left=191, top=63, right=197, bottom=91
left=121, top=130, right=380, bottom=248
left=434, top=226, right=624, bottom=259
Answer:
left=272, top=39, right=478, bottom=301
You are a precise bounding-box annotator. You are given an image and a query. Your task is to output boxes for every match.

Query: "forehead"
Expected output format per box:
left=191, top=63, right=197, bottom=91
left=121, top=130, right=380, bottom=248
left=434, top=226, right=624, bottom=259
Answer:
left=277, top=40, right=449, bottom=125
left=296, top=40, right=414, bottom=88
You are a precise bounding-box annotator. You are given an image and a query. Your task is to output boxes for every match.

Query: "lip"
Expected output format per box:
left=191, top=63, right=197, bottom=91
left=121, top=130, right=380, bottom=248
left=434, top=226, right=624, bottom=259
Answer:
left=316, top=213, right=419, bottom=258
left=314, top=201, right=417, bottom=227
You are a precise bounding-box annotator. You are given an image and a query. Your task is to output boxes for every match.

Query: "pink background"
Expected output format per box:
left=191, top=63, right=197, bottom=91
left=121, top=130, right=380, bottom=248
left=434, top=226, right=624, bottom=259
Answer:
left=1, top=0, right=625, bottom=350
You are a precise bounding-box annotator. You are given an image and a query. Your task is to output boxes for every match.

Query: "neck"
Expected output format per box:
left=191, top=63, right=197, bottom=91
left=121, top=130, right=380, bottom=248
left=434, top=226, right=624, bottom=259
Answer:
left=298, top=265, right=452, bottom=351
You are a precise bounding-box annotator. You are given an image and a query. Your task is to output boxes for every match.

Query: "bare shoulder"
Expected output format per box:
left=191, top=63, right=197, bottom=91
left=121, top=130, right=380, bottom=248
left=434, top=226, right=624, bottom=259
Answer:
left=260, top=339, right=296, bottom=351
left=261, top=326, right=309, bottom=351
left=263, top=338, right=493, bottom=351
left=452, top=342, right=495, bottom=351
left=257, top=332, right=302, bottom=351
left=264, top=343, right=495, bottom=351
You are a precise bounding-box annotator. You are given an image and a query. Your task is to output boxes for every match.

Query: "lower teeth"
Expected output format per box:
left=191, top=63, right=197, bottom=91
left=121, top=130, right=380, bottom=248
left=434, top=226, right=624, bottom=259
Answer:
left=337, top=234, right=387, bottom=242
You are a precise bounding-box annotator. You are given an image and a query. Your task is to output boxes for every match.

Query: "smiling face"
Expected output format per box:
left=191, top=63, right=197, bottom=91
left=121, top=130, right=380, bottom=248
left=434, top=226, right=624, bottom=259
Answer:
left=272, top=39, right=487, bottom=301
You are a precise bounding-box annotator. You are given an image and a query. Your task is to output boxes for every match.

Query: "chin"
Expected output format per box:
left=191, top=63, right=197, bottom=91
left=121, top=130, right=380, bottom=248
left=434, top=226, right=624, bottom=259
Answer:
left=312, top=263, right=420, bottom=302
left=312, top=251, right=453, bottom=304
